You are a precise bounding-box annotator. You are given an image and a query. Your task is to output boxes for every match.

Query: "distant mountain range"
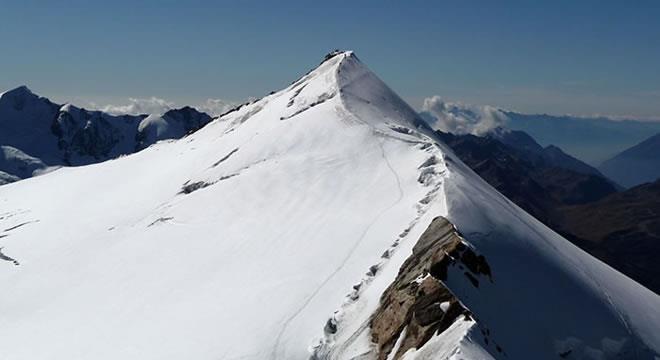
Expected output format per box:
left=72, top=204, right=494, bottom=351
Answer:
left=560, top=179, right=660, bottom=294
left=505, top=112, right=660, bottom=165
left=437, top=129, right=618, bottom=225
left=419, top=96, right=660, bottom=166
left=489, top=127, right=609, bottom=179
left=599, top=132, right=660, bottom=188
left=0, top=86, right=212, bottom=184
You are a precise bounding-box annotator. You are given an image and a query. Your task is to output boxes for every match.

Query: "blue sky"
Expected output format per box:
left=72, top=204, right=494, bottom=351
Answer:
left=1, top=0, right=659, bottom=118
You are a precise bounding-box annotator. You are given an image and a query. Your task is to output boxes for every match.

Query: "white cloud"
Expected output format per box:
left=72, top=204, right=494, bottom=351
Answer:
left=419, top=95, right=508, bottom=136
left=89, top=97, right=240, bottom=117
left=94, top=97, right=175, bottom=116
left=196, top=98, right=239, bottom=117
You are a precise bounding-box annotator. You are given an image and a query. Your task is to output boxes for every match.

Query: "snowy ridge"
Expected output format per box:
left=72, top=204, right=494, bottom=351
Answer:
left=0, top=51, right=659, bottom=360
left=309, top=53, right=452, bottom=359
left=336, top=52, right=431, bottom=134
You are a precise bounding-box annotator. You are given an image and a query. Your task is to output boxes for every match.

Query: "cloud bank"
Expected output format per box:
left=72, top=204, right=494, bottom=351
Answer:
left=98, top=97, right=175, bottom=116
left=419, top=95, right=508, bottom=136
left=196, top=98, right=238, bottom=117
left=91, top=97, right=239, bottom=117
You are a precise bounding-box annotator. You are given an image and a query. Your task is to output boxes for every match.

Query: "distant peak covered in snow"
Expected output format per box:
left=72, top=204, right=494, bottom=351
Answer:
left=0, top=86, right=48, bottom=103
left=0, top=85, right=56, bottom=113
left=322, top=49, right=350, bottom=62
left=0, top=85, right=34, bottom=98
left=0, top=86, right=214, bottom=184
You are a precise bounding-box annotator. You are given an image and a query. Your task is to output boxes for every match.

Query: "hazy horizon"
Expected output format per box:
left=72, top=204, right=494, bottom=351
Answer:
left=2, top=1, right=660, bottom=120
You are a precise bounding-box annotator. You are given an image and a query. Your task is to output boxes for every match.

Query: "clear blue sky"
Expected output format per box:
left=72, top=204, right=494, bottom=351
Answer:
left=2, top=0, right=660, bottom=118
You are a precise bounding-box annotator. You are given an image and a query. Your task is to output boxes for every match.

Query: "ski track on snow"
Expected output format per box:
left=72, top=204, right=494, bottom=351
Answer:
left=270, top=138, right=404, bottom=360
left=323, top=147, right=448, bottom=360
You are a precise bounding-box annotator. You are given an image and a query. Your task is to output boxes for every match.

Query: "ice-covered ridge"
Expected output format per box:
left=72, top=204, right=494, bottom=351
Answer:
left=336, top=52, right=432, bottom=134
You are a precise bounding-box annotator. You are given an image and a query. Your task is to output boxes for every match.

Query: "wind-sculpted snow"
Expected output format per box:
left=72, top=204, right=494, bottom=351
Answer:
left=0, top=51, right=658, bottom=360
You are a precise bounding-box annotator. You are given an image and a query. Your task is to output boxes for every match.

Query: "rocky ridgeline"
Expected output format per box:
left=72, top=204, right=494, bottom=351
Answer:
left=370, top=216, right=499, bottom=359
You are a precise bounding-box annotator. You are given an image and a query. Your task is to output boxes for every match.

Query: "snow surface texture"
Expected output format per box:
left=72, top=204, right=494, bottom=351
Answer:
left=0, top=52, right=659, bottom=360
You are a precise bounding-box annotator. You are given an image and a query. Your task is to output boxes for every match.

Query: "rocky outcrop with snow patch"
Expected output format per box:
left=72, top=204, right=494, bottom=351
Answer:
left=369, top=217, right=481, bottom=359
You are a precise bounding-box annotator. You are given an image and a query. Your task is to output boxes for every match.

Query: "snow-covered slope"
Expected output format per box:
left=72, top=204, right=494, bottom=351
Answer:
left=0, top=52, right=658, bottom=360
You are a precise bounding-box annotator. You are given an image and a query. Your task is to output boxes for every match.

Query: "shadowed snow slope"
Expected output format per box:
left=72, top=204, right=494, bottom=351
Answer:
left=0, top=52, right=658, bottom=360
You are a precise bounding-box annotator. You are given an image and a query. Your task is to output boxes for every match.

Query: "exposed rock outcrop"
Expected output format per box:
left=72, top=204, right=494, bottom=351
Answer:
left=370, top=216, right=485, bottom=359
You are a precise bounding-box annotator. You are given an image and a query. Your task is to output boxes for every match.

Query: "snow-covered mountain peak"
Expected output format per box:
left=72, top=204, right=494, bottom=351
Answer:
left=57, top=102, right=81, bottom=117
left=0, top=85, right=35, bottom=100
left=219, top=50, right=431, bottom=141
left=58, top=103, right=121, bottom=119
left=0, top=85, right=55, bottom=114
left=335, top=52, right=431, bottom=133
left=201, top=51, right=660, bottom=359
left=1, top=54, right=659, bottom=360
